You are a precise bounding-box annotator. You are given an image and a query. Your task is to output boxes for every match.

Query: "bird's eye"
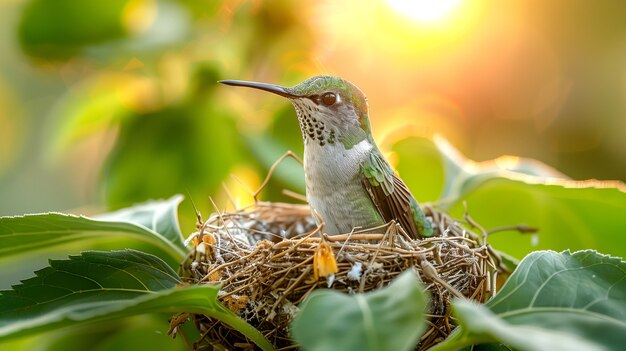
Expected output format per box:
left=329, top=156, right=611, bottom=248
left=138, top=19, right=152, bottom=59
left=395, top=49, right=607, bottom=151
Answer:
left=321, top=92, right=337, bottom=106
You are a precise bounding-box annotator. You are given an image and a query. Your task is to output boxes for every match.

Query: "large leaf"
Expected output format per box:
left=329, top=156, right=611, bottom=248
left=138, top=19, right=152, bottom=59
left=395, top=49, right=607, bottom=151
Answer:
left=96, top=195, right=186, bottom=251
left=433, top=250, right=626, bottom=351
left=0, top=316, right=191, bottom=351
left=449, top=177, right=626, bottom=259
left=432, top=136, right=570, bottom=201
left=0, top=250, right=179, bottom=337
left=0, top=211, right=186, bottom=269
left=392, top=135, right=574, bottom=205
left=0, top=250, right=273, bottom=351
left=391, top=135, right=626, bottom=259
left=291, top=270, right=427, bottom=351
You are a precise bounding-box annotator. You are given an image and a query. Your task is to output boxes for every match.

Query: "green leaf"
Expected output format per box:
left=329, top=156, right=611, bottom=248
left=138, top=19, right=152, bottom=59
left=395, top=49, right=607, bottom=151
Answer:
left=390, top=135, right=571, bottom=205
left=0, top=316, right=191, bottom=351
left=96, top=195, right=186, bottom=251
left=0, top=212, right=186, bottom=269
left=291, top=270, right=427, bottom=351
left=433, top=136, right=569, bottom=202
left=450, top=177, right=626, bottom=259
left=18, top=0, right=133, bottom=59
left=391, top=135, right=626, bottom=260
left=19, top=0, right=190, bottom=60
left=433, top=250, right=626, bottom=351
left=436, top=136, right=626, bottom=258
left=0, top=250, right=273, bottom=351
left=0, top=250, right=179, bottom=337
left=30, top=316, right=190, bottom=351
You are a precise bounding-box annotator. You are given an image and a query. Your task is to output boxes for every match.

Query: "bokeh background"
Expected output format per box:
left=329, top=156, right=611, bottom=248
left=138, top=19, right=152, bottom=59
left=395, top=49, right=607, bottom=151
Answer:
left=1, top=0, right=625, bottom=236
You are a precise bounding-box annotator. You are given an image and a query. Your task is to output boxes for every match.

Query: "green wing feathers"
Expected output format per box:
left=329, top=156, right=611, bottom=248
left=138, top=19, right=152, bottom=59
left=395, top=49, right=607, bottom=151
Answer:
left=361, top=152, right=434, bottom=238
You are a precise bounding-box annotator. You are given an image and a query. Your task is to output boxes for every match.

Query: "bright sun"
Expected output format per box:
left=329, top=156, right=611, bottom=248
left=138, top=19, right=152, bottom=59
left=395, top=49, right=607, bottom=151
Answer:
left=387, top=0, right=462, bottom=24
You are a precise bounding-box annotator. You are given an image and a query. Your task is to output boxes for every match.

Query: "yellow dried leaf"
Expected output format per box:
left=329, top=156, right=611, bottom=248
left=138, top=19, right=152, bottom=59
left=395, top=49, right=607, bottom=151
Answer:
left=202, top=233, right=216, bottom=245
left=313, top=241, right=338, bottom=280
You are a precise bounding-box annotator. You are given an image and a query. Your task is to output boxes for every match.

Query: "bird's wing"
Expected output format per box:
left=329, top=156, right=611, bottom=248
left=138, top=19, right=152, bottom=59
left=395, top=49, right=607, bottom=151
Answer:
left=360, top=151, right=433, bottom=238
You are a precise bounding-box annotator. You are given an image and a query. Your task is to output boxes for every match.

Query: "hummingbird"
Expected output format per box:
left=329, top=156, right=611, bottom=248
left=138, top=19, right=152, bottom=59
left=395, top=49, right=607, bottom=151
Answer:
left=220, top=76, right=433, bottom=239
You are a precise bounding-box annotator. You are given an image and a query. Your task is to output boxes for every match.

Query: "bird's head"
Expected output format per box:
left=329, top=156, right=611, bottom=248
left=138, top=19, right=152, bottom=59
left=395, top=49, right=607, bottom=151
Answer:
left=220, top=75, right=372, bottom=148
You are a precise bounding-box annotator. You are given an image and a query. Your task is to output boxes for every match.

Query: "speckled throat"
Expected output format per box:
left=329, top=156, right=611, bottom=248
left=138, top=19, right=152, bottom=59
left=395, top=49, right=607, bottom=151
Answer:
left=291, top=100, right=337, bottom=146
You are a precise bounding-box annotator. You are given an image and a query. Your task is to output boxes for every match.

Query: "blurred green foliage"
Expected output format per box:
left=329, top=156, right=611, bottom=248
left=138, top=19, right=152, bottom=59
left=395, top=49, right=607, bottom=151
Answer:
left=1, top=0, right=314, bottom=229
left=19, top=0, right=131, bottom=58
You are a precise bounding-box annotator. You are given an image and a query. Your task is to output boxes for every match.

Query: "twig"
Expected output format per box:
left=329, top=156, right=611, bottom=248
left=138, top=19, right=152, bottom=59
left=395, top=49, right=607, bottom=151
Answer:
left=221, top=182, right=238, bottom=209
left=486, top=224, right=538, bottom=235
left=282, top=189, right=307, bottom=202
left=254, top=151, right=304, bottom=202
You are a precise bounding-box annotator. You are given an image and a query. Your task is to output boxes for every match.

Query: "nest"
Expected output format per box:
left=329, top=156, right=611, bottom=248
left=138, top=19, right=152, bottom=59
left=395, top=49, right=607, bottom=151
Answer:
left=177, top=201, right=506, bottom=350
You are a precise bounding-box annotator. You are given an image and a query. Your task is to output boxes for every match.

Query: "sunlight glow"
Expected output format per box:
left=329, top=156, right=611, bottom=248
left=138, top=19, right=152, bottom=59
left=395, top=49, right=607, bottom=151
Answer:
left=387, top=0, right=461, bottom=24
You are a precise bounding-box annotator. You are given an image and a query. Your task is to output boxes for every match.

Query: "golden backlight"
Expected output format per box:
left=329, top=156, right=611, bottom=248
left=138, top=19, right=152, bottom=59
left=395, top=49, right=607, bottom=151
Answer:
left=387, top=0, right=462, bottom=24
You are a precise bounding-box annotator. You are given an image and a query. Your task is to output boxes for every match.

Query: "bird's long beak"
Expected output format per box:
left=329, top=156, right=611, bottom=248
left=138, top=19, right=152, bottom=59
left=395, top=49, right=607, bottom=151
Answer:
left=219, top=80, right=298, bottom=98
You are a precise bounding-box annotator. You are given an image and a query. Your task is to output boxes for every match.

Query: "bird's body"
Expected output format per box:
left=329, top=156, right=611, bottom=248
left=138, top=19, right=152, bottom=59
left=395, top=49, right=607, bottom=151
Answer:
left=304, top=138, right=384, bottom=234
left=221, top=75, right=433, bottom=238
